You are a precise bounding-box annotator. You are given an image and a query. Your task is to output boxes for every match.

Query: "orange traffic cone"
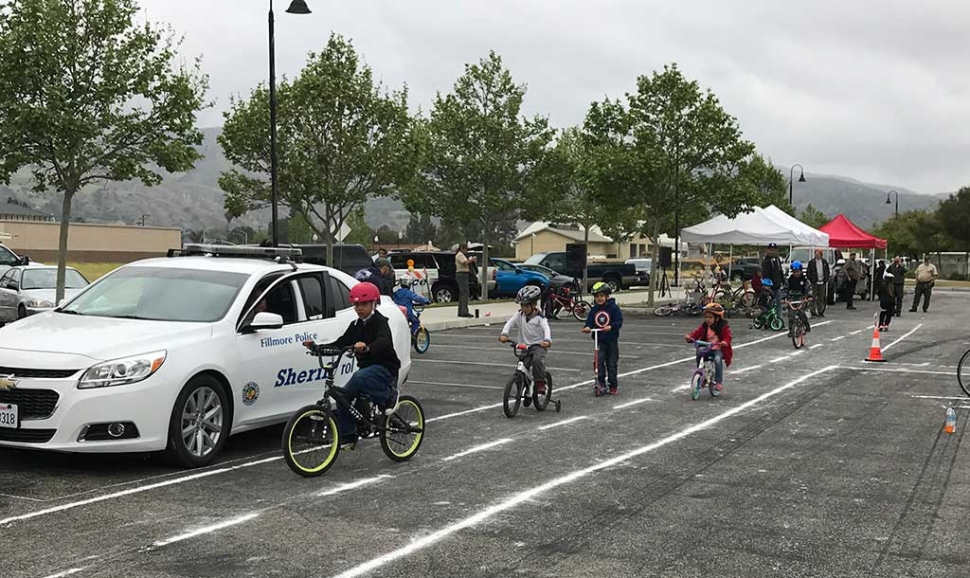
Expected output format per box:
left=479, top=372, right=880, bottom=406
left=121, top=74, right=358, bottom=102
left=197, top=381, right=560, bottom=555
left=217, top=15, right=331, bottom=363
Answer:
left=864, top=321, right=886, bottom=362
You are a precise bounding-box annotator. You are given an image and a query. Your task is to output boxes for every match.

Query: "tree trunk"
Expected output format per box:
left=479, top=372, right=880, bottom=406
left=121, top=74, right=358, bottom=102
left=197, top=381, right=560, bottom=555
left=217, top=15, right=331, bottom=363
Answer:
left=56, top=191, right=74, bottom=304
left=647, top=219, right=661, bottom=306
left=324, top=204, right=335, bottom=268
left=481, top=218, right=490, bottom=301
left=583, top=226, right=589, bottom=292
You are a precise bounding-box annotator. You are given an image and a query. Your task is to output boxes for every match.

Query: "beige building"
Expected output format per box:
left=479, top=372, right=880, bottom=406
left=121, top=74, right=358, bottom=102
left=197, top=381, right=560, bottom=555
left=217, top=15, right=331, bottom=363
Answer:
left=512, top=222, right=658, bottom=262
left=0, top=219, right=182, bottom=263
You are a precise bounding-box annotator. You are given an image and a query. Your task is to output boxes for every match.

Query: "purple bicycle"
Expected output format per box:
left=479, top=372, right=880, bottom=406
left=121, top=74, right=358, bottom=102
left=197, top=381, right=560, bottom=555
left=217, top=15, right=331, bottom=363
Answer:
left=688, top=340, right=721, bottom=400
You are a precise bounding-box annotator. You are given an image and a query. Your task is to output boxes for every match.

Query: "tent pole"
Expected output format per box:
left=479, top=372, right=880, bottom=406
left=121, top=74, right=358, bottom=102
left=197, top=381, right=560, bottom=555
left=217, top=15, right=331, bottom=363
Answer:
left=729, top=245, right=733, bottom=281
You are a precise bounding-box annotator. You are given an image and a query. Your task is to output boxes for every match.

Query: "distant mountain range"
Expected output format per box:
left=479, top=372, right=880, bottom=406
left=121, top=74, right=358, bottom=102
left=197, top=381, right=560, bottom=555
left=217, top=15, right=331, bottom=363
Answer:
left=0, top=127, right=954, bottom=235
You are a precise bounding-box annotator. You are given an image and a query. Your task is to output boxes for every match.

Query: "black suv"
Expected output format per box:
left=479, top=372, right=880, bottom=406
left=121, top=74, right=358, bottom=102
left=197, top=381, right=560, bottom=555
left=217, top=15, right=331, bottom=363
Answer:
left=387, top=251, right=482, bottom=303
left=284, top=243, right=374, bottom=277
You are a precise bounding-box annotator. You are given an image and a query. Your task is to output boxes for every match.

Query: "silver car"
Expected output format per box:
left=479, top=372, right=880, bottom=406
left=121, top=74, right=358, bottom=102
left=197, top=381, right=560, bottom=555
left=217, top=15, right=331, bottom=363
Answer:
left=0, top=265, right=90, bottom=323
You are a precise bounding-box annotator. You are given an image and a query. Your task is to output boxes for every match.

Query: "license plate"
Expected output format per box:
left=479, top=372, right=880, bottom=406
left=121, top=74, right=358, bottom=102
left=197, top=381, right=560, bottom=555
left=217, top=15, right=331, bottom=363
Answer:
left=0, top=403, right=17, bottom=429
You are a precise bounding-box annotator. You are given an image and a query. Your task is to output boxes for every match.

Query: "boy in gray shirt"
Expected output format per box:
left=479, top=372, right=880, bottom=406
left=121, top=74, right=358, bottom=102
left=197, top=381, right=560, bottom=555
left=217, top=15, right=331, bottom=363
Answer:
left=499, top=285, right=552, bottom=394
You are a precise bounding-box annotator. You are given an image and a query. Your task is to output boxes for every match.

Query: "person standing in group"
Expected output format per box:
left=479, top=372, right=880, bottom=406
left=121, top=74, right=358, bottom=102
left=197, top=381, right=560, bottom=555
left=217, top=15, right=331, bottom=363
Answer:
left=888, top=256, right=907, bottom=316
left=455, top=243, right=476, bottom=318
left=910, top=255, right=939, bottom=313
left=806, top=249, right=830, bottom=318
left=843, top=253, right=862, bottom=310
left=761, top=243, right=784, bottom=302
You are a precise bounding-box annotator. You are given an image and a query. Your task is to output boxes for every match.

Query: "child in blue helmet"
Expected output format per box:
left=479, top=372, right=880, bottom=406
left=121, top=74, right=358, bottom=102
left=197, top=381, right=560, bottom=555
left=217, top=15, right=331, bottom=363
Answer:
left=754, top=277, right=776, bottom=329
left=784, top=261, right=813, bottom=332
left=392, top=278, right=430, bottom=333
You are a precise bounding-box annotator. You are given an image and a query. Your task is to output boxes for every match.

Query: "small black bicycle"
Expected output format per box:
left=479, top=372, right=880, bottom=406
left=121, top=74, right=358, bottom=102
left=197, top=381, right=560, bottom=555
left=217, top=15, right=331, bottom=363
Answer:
left=281, top=344, right=425, bottom=477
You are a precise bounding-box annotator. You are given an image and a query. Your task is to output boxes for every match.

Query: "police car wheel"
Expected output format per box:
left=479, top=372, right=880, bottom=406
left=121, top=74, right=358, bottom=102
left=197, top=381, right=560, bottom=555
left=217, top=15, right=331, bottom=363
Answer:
left=166, top=375, right=231, bottom=468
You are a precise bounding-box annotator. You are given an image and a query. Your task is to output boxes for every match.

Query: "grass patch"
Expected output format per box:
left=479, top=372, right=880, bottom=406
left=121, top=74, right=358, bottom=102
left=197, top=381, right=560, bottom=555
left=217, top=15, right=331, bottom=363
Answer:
left=69, top=262, right=123, bottom=282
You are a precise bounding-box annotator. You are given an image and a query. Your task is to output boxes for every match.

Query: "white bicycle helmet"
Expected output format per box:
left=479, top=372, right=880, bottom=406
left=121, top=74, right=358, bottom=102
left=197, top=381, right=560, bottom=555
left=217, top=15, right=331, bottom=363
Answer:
left=516, top=285, right=542, bottom=305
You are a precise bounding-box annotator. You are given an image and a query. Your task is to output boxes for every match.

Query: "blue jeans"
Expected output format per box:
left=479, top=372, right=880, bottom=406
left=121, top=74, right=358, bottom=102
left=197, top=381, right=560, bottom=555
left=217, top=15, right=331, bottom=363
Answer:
left=598, top=340, right=620, bottom=388
left=696, top=349, right=724, bottom=384
left=336, top=365, right=395, bottom=443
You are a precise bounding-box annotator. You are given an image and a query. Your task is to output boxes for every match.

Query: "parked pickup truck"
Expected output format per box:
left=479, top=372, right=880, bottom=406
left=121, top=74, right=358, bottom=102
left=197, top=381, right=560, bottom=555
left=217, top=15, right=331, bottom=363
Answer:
left=524, top=251, right=641, bottom=292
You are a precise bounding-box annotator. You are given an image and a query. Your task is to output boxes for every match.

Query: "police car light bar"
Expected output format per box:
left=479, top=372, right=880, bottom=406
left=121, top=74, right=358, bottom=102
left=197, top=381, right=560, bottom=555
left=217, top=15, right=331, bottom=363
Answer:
left=174, top=244, right=303, bottom=261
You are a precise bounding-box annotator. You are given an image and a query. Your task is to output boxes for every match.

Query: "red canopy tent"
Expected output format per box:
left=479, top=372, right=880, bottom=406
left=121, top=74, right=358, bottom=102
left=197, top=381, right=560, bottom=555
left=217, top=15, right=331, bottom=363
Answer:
left=819, top=214, right=887, bottom=249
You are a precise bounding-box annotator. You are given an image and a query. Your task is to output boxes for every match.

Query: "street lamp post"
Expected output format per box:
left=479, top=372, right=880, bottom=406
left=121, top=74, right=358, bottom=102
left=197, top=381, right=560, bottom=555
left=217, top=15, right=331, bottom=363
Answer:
left=789, top=164, right=806, bottom=207
left=269, top=0, right=311, bottom=247
left=886, top=190, right=899, bottom=219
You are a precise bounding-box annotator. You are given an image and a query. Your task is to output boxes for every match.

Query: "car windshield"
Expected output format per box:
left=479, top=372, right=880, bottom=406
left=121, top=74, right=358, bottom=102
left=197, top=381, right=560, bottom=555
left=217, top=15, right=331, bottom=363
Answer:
left=60, top=266, right=248, bottom=322
left=22, top=269, right=88, bottom=290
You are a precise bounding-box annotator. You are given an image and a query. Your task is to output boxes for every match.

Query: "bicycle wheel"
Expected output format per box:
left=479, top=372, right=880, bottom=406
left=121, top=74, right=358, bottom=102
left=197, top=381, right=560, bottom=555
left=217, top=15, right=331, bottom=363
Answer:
left=282, top=405, right=340, bottom=477
left=572, top=300, right=591, bottom=321
left=958, top=349, right=970, bottom=398
left=740, top=292, right=755, bottom=308
left=706, top=361, right=721, bottom=397
left=380, top=395, right=425, bottom=462
left=690, top=371, right=704, bottom=401
left=769, top=317, right=785, bottom=331
left=503, top=373, right=524, bottom=418
left=792, top=323, right=805, bottom=349
left=413, top=326, right=431, bottom=354
left=533, top=371, right=552, bottom=410
left=654, top=305, right=675, bottom=316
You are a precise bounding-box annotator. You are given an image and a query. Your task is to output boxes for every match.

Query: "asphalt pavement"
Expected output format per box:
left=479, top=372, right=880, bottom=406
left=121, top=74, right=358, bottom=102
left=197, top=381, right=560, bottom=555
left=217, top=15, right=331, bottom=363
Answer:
left=1, top=292, right=968, bottom=578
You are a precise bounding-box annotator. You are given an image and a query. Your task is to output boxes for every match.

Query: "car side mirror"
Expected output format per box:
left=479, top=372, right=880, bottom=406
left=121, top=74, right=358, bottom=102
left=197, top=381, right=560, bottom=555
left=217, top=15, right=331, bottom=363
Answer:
left=515, top=267, right=522, bottom=274
left=8, top=282, right=19, bottom=291
left=247, top=311, right=284, bottom=332
left=19, top=255, right=29, bottom=265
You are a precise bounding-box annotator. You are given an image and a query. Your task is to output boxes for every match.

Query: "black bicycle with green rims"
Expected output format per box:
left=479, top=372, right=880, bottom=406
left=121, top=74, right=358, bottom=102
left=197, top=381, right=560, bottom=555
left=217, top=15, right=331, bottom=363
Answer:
left=282, top=344, right=425, bottom=478
left=959, top=348, right=970, bottom=398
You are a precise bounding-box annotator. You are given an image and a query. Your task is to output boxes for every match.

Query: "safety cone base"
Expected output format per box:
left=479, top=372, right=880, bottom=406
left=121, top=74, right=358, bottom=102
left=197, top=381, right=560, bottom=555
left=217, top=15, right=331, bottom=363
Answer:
left=864, top=321, right=886, bottom=362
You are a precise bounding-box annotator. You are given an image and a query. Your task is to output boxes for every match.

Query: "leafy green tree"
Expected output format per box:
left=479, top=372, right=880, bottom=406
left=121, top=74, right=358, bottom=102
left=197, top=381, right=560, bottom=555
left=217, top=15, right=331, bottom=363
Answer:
left=405, top=213, right=438, bottom=245
left=401, top=51, right=555, bottom=298
left=0, top=0, right=208, bottom=300
left=538, top=126, right=609, bottom=288
left=799, top=204, right=830, bottom=229
left=584, top=64, right=764, bottom=304
left=872, top=208, right=952, bottom=260
left=937, top=186, right=970, bottom=251
left=219, top=34, right=418, bottom=265
left=343, top=205, right=372, bottom=246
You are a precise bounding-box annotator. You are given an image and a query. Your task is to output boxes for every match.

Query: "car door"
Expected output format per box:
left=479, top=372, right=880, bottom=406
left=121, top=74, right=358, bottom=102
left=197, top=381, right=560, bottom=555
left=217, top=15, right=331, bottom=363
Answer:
left=232, top=270, right=355, bottom=425
left=0, top=270, right=14, bottom=321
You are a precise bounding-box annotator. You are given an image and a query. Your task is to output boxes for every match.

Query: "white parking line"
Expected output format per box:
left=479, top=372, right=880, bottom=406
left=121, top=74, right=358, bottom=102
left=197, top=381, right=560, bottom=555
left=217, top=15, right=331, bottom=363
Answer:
left=408, top=380, right=501, bottom=390
left=770, top=356, right=789, bottom=363
left=413, top=359, right=581, bottom=372
left=733, top=365, right=763, bottom=374
left=151, top=512, right=260, bottom=548
left=327, top=365, right=841, bottom=578
left=41, top=569, right=86, bottom=578
left=881, top=324, right=923, bottom=353
left=318, top=475, right=391, bottom=497
left=810, top=344, right=824, bottom=350
left=830, top=336, right=846, bottom=342
left=426, top=343, right=640, bottom=358
left=441, top=439, right=513, bottom=462
left=0, top=455, right=280, bottom=527
left=537, top=416, right=589, bottom=430
left=910, top=395, right=969, bottom=401
left=850, top=330, right=864, bottom=335
left=613, top=398, right=657, bottom=409
left=846, top=367, right=954, bottom=376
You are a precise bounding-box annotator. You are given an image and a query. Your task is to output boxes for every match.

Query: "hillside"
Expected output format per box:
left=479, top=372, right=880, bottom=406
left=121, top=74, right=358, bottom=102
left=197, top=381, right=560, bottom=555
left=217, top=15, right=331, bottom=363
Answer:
left=0, top=127, right=953, bottom=235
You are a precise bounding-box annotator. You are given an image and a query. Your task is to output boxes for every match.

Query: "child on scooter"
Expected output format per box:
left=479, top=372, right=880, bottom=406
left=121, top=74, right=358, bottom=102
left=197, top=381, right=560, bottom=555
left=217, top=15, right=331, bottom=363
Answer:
left=684, top=303, right=733, bottom=393
left=499, top=285, right=551, bottom=394
left=582, top=281, right=623, bottom=395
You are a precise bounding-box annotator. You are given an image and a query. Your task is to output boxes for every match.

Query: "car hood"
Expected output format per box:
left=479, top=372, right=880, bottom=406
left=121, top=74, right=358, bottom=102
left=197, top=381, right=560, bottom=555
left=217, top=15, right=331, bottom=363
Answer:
left=20, top=288, right=83, bottom=305
left=0, top=311, right=213, bottom=364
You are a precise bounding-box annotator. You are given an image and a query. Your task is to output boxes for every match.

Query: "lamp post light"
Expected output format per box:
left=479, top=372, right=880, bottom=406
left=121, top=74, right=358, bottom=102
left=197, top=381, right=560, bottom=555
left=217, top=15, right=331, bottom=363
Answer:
left=269, top=0, right=312, bottom=247
left=138, top=214, right=150, bottom=227
left=789, top=164, right=806, bottom=207
left=886, top=190, right=899, bottom=219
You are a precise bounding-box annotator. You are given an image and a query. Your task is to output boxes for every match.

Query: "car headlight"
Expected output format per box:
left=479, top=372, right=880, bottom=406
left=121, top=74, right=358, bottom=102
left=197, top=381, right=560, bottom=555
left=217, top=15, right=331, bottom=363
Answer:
left=78, top=351, right=167, bottom=389
left=26, top=299, right=54, bottom=308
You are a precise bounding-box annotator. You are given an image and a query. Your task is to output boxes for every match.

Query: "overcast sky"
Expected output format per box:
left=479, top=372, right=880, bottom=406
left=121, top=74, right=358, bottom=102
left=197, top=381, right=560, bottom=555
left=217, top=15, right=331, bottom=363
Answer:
left=140, top=0, right=968, bottom=195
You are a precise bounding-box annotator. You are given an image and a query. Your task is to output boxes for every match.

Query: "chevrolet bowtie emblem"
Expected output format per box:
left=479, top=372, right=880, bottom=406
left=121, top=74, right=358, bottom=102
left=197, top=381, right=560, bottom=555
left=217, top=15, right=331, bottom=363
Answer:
left=0, top=375, right=17, bottom=390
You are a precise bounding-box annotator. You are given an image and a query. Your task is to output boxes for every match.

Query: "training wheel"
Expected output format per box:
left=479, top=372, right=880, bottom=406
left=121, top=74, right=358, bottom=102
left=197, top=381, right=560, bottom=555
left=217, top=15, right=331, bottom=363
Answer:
left=555, top=401, right=562, bottom=412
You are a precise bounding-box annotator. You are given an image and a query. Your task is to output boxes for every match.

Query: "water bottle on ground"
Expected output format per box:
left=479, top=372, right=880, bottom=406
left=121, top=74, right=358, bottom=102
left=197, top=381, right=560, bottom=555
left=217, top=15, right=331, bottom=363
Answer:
left=945, top=406, right=956, bottom=434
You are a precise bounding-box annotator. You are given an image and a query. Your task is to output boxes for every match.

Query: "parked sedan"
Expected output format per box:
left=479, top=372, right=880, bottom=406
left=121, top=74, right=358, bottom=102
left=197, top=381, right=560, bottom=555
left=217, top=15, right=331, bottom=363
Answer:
left=0, top=266, right=90, bottom=324
left=488, top=258, right=549, bottom=298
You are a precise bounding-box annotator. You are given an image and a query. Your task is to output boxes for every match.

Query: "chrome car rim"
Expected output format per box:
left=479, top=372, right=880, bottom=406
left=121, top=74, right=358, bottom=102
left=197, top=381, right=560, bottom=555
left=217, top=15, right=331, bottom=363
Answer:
left=180, top=386, right=223, bottom=457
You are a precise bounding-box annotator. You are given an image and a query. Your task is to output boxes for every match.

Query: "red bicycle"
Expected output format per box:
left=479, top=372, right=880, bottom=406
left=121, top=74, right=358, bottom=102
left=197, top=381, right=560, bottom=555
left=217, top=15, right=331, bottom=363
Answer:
left=544, top=284, right=591, bottom=321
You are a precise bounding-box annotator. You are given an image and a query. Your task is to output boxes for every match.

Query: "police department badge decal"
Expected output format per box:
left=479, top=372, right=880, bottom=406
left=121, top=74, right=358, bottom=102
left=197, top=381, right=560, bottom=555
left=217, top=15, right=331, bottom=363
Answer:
left=242, top=382, right=260, bottom=406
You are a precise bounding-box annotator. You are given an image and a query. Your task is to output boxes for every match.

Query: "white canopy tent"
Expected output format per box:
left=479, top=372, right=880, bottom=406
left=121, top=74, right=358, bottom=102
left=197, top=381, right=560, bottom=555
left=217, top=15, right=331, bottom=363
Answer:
left=681, top=205, right=829, bottom=247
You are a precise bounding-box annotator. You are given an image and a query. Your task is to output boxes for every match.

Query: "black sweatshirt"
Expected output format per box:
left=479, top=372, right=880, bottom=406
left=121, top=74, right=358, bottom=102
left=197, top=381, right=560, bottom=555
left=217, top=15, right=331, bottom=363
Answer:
left=327, top=310, right=401, bottom=375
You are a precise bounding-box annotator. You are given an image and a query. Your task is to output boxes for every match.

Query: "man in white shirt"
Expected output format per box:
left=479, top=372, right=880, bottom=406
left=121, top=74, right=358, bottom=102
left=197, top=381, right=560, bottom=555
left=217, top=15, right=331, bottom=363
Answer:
left=910, top=256, right=939, bottom=313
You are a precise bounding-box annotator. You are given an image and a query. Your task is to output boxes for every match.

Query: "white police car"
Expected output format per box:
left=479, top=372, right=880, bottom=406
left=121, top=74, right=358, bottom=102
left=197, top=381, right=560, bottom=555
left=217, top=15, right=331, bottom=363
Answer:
left=0, top=245, right=412, bottom=467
